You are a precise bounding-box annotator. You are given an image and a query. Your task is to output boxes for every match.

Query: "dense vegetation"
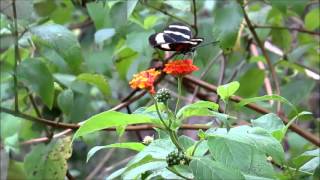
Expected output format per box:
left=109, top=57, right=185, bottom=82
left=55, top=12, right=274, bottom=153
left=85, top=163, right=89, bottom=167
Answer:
left=0, top=0, right=319, bottom=179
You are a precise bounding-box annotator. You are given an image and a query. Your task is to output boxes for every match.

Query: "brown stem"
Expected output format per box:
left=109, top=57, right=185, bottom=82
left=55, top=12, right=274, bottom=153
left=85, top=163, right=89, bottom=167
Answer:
left=253, top=24, right=320, bottom=36
left=0, top=107, right=79, bottom=129
left=240, top=3, right=282, bottom=113
left=192, top=0, right=198, bottom=37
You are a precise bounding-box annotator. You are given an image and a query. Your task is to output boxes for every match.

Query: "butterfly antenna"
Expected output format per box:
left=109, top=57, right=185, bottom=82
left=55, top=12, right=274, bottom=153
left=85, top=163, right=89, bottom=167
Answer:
left=196, top=40, right=220, bottom=49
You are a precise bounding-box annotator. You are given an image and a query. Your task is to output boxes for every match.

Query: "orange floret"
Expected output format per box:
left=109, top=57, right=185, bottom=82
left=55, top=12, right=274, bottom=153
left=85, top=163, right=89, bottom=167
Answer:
left=129, top=68, right=161, bottom=94
left=163, top=59, right=199, bottom=76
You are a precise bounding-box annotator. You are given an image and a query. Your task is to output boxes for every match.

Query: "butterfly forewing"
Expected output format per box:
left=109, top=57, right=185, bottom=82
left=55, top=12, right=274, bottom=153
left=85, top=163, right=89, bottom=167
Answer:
left=149, top=23, right=204, bottom=53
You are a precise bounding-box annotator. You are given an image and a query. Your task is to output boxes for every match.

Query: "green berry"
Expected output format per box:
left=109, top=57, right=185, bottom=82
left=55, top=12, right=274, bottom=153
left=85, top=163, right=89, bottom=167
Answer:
left=166, top=151, right=190, bottom=167
left=155, top=88, right=171, bottom=103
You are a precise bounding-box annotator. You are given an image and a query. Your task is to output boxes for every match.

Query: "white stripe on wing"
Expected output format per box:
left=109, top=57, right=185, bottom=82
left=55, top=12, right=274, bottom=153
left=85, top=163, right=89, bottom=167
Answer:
left=163, top=30, right=191, bottom=39
left=168, top=25, right=190, bottom=31
left=155, top=33, right=166, bottom=44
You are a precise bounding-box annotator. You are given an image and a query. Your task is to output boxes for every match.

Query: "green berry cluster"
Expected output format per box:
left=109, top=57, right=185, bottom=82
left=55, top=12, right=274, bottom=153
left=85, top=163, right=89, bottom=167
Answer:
left=155, top=88, right=171, bottom=103
left=166, top=151, right=190, bottom=167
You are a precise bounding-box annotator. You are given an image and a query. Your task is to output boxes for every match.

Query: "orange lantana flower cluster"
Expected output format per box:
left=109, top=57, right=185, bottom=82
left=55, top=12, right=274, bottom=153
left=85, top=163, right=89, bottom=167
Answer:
left=129, top=59, right=198, bottom=93
left=129, top=68, right=161, bottom=94
left=163, top=59, right=199, bottom=76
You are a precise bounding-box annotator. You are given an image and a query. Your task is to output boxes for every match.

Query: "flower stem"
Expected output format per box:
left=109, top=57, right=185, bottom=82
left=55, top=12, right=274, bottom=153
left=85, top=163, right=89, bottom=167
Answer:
left=175, top=77, right=183, bottom=115
left=191, top=140, right=203, bottom=156
left=153, top=97, right=183, bottom=152
left=165, top=101, right=173, bottom=128
left=153, top=97, right=169, bottom=129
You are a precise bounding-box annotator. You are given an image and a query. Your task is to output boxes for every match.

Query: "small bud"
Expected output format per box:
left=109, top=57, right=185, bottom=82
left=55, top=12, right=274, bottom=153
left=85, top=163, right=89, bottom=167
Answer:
left=142, top=135, right=154, bottom=145
left=155, top=88, right=171, bottom=103
left=267, top=156, right=273, bottom=162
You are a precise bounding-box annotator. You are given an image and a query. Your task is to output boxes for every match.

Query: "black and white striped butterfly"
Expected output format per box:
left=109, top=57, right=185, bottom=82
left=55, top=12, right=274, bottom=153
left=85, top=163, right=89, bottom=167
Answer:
left=149, top=23, right=204, bottom=53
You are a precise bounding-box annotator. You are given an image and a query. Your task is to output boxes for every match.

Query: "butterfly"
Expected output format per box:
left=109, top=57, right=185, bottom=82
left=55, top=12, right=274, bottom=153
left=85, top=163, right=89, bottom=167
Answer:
left=149, top=23, right=204, bottom=54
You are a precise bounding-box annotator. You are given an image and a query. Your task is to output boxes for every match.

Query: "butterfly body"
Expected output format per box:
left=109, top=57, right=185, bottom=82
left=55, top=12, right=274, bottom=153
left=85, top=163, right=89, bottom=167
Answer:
left=149, top=23, right=203, bottom=53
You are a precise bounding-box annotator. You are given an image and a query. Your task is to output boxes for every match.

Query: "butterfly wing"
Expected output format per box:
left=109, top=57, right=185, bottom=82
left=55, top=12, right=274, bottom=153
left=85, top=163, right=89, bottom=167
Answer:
left=163, top=23, right=192, bottom=42
left=149, top=23, right=204, bottom=52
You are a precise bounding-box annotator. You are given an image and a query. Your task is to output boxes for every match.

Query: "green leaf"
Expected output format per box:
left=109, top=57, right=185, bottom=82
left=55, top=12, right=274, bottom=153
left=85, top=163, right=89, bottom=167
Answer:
left=73, top=111, right=156, bottom=140
left=217, top=81, right=240, bottom=101
left=126, top=31, right=154, bottom=53
left=127, top=139, right=175, bottom=166
left=300, top=157, right=320, bottom=173
left=87, top=142, right=145, bottom=162
left=77, top=73, right=111, bottom=98
left=17, top=58, right=54, bottom=108
left=110, top=2, right=128, bottom=28
left=24, top=137, right=72, bottom=180
left=127, top=0, right=139, bottom=18
left=115, top=47, right=138, bottom=80
left=33, top=0, right=57, bottom=17
left=207, top=135, right=276, bottom=178
left=305, top=8, right=320, bottom=30
left=207, top=126, right=285, bottom=165
left=7, top=160, right=27, bottom=180
left=251, top=113, right=285, bottom=140
left=270, top=0, right=287, bottom=14
left=213, top=1, right=243, bottom=49
left=57, top=89, right=73, bottom=115
left=123, top=161, right=167, bottom=179
left=50, top=0, right=74, bottom=24
left=178, top=135, right=195, bottom=150
left=293, top=149, right=320, bottom=168
left=87, top=2, right=111, bottom=29
left=94, top=28, right=115, bottom=45
left=237, top=94, right=297, bottom=113
left=271, top=29, right=292, bottom=51
left=164, top=0, right=190, bottom=11
left=1, top=113, right=22, bottom=139
left=177, top=100, right=219, bottom=120
left=237, top=68, right=264, bottom=98
left=282, top=111, right=313, bottom=137
left=190, top=157, right=245, bottom=180
left=186, top=140, right=208, bottom=157
left=143, top=15, right=159, bottom=29
left=146, top=168, right=181, bottom=179
left=31, top=24, right=83, bottom=73
left=251, top=113, right=284, bottom=132
left=107, top=152, right=167, bottom=179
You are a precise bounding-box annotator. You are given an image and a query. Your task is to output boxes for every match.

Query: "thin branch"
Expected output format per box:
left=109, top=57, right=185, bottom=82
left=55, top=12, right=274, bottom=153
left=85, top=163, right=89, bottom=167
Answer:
left=103, top=156, right=132, bottom=174
left=192, top=0, right=198, bottom=37
left=27, top=90, right=54, bottom=142
left=183, top=75, right=320, bottom=147
left=215, top=53, right=227, bottom=104
left=226, top=60, right=246, bottom=82
left=142, top=0, right=191, bottom=26
left=0, top=107, right=79, bottom=129
left=20, top=124, right=212, bottom=146
left=240, top=3, right=282, bottom=112
left=85, top=149, right=116, bottom=180
left=253, top=24, right=320, bottom=36
left=190, top=52, right=221, bottom=102
left=12, top=0, right=21, bottom=112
